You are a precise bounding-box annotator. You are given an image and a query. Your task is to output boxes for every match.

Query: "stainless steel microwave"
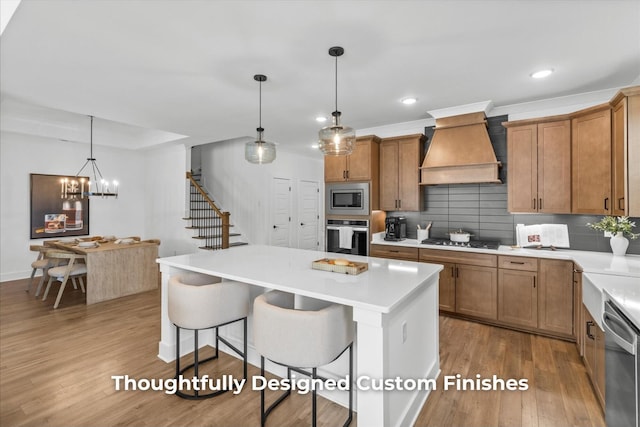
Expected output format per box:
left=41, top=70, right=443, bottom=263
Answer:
left=326, top=182, right=369, bottom=216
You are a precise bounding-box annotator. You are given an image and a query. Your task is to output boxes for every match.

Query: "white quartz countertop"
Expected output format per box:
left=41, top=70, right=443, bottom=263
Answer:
left=584, top=272, right=640, bottom=329
left=371, top=233, right=640, bottom=277
left=157, top=245, right=442, bottom=314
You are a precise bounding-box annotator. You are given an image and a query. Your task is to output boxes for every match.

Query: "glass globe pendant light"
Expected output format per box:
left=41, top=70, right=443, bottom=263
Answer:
left=245, top=74, right=276, bottom=164
left=318, top=46, right=355, bottom=156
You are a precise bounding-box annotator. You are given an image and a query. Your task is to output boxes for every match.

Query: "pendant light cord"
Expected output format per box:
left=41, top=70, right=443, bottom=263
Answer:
left=89, top=115, right=94, bottom=159
left=334, top=54, right=338, bottom=114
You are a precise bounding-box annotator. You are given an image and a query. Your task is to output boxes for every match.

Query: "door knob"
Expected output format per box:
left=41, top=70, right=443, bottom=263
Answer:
left=300, top=223, right=305, bottom=226
left=273, top=225, right=277, bottom=229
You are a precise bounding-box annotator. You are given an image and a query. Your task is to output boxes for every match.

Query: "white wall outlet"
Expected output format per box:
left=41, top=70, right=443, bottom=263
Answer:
left=402, top=321, right=407, bottom=343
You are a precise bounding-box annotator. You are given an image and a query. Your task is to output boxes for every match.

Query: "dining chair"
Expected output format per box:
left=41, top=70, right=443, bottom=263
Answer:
left=41, top=251, right=88, bottom=309
left=26, top=245, right=51, bottom=294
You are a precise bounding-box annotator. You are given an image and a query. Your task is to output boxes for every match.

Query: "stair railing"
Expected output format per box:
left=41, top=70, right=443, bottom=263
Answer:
left=186, top=171, right=229, bottom=250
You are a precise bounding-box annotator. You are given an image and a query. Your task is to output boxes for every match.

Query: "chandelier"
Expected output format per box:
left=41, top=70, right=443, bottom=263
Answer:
left=64, top=115, right=118, bottom=198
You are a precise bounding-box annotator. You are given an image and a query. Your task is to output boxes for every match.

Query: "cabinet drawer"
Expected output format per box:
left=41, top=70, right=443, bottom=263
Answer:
left=419, top=248, right=497, bottom=268
left=498, top=256, right=537, bottom=271
left=370, top=244, right=419, bottom=261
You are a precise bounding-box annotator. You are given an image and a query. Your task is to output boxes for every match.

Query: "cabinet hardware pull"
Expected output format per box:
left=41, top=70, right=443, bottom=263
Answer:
left=586, top=320, right=595, bottom=339
left=619, top=198, right=625, bottom=210
left=532, top=198, right=536, bottom=210
left=346, top=170, right=349, bottom=179
left=455, top=267, right=459, bottom=278
left=451, top=266, right=455, bottom=277
left=399, top=199, right=402, bottom=209
left=390, top=250, right=399, bottom=253
left=533, top=276, right=536, bottom=288
left=604, top=197, right=609, bottom=211
left=539, top=198, right=542, bottom=210
left=510, top=261, right=525, bottom=265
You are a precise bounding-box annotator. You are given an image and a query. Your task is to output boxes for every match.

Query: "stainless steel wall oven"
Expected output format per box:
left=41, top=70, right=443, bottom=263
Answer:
left=326, top=219, right=369, bottom=256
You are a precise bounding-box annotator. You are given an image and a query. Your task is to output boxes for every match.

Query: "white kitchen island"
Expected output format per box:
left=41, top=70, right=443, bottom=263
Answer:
left=157, top=245, right=442, bottom=427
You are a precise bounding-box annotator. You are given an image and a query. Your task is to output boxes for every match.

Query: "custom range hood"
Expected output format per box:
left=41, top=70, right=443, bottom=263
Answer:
left=420, top=103, right=501, bottom=185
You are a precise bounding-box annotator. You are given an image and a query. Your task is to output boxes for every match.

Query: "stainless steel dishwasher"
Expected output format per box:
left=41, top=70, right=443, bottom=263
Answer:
left=603, top=298, right=639, bottom=427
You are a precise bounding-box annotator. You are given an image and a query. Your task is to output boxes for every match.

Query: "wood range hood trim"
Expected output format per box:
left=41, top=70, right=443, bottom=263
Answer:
left=420, top=112, right=502, bottom=185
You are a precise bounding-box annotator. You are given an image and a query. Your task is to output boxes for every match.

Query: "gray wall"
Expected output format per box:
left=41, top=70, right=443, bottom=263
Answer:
left=387, top=115, right=640, bottom=255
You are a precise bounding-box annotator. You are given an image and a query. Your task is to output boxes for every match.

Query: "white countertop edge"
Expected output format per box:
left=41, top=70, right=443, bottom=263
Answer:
left=157, top=248, right=443, bottom=314
left=372, top=236, right=640, bottom=277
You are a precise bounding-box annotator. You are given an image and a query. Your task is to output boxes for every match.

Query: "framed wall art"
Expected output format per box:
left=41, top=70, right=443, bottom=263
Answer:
left=30, top=173, right=90, bottom=239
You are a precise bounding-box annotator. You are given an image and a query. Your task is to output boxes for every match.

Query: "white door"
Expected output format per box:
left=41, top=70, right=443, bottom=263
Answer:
left=297, top=180, right=320, bottom=250
left=271, top=177, right=292, bottom=247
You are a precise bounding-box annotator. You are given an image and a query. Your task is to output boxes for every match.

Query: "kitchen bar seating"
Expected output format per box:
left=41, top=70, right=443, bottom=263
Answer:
left=168, top=272, right=249, bottom=400
left=253, top=290, right=354, bottom=427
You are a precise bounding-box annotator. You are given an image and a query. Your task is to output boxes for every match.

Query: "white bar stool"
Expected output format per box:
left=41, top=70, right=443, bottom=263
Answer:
left=168, top=272, right=249, bottom=399
left=253, top=290, right=354, bottom=427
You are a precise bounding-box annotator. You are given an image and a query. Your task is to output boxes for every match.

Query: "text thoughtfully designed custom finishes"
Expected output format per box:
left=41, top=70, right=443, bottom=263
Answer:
left=111, top=373, right=528, bottom=394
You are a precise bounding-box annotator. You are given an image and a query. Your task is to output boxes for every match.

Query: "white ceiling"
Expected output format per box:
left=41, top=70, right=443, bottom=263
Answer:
left=1, top=0, right=639, bottom=155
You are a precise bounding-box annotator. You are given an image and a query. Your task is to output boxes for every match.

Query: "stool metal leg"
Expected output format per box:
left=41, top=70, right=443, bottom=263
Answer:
left=312, top=367, right=317, bottom=427
left=194, top=329, right=199, bottom=398
left=175, top=325, right=181, bottom=377
left=243, top=317, right=248, bottom=379
left=173, top=317, right=248, bottom=400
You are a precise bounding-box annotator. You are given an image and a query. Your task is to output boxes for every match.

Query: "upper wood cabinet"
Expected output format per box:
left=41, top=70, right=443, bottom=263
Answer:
left=379, top=134, right=425, bottom=211
left=324, top=135, right=380, bottom=182
left=571, top=105, right=612, bottom=214
left=610, top=86, right=640, bottom=216
left=505, top=120, right=571, bottom=213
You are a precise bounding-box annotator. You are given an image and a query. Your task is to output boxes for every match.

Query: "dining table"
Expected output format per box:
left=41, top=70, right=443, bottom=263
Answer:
left=45, top=238, right=159, bottom=304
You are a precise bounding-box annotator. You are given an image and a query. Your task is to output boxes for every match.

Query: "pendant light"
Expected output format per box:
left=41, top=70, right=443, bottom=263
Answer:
left=245, top=74, right=276, bottom=164
left=66, top=115, right=118, bottom=198
left=318, top=46, right=355, bottom=156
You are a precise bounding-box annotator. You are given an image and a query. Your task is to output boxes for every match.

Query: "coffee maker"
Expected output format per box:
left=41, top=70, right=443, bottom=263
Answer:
left=384, top=217, right=407, bottom=241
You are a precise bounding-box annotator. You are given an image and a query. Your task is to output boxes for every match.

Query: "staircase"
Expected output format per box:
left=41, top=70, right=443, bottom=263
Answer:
left=184, top=171, right=247, bottom=250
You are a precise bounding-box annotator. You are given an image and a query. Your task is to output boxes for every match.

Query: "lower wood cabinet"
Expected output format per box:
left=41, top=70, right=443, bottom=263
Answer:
left=583, top=303, right=605, bottom=409
left=437, top=262, right=456, bottom=313
left=538, top=259, right=574, bottom=336
left=420, top=249, right=497, bottom=320
left=455, top=264, right=497, bottom=320
left=498, top=267, right=538, bottom=328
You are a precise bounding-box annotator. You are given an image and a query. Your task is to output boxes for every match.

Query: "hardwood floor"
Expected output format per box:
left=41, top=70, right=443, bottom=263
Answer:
left=0, top=278, right=604, bottom=427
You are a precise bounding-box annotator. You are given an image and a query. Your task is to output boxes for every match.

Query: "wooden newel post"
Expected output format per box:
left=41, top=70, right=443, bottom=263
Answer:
left=221, top=212, right=230, bottom=249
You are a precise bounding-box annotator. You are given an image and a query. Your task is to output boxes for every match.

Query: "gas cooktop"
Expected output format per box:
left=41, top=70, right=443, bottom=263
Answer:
left=420, top=238, right=501, bottom=250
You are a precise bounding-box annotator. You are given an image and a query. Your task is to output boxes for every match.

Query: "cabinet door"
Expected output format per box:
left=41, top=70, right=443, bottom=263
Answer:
left=455, top=264, right=497, bottom=320
left=507, top=124, right=537, bottom=212
left=538, top=259, right=574, bottom=336
left=437, top=262, right=456, bottom=313
left=397, top=138, right=422, bottom=211
left=324, top=155, right=347, bottom=182
left=572, top=108, right=612, bottom=214
left=498, top=269, right=538, bottom=328
left=538, top=120, right=571, bottom=213
left=347, top=139, right=373, bottom=181
left=612, top=98, right=626, bottom=215
left=380, top=141, right=399, bottom=210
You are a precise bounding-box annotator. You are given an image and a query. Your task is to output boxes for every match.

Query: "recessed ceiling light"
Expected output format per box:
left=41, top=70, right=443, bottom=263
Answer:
left=315, top=116, right=327, bottom=123
left=401, top=97, right=418, bottom=105
left=530, top=69, right=554, bottom=79
left=311, top=144, right=319, bottom=149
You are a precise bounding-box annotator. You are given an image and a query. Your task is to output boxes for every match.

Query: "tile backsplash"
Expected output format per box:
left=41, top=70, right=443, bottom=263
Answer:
left=385, top=114, right=640, bottom=255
